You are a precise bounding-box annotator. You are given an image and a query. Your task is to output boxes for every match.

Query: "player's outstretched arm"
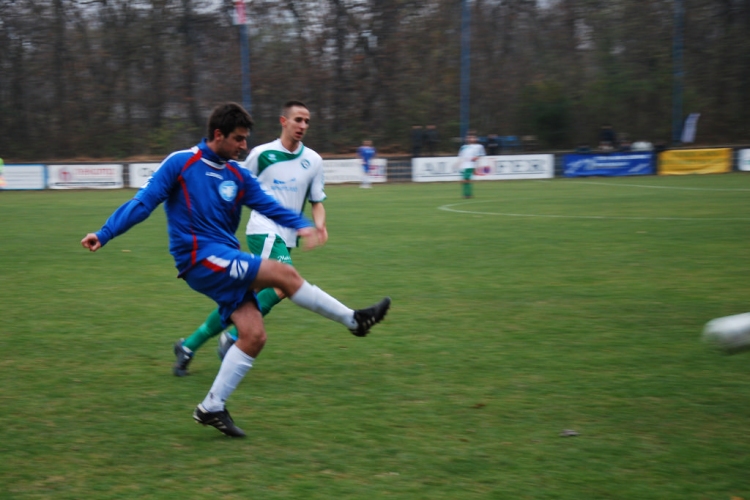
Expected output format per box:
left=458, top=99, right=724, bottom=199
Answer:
left=80, top=198, right=154, bottom=252
left=81, top=233, right=102, bottom=252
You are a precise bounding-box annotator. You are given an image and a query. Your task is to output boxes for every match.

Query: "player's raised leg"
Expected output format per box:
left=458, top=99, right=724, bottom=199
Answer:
left=254, top=260, right=391, bottom=335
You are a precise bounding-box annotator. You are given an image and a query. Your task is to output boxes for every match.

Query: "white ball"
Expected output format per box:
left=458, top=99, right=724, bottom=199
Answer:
left=702, top=312, right=750, bottom=354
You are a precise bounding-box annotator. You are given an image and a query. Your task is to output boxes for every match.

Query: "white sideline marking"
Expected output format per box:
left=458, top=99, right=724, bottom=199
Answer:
left=439, top=178, right=750, bottom=220
left=438, top=202, right=750, bottom=221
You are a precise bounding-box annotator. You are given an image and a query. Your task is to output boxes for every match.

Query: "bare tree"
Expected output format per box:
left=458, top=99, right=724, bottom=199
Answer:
left=1, top=0, right=749, bottom=160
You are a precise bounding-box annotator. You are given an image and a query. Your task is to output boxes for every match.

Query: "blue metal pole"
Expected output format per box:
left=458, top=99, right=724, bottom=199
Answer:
left=672, top=0, right=684, bottom=144
left=239, top=23, right=252, bottom=113
left=460, top=0, right=470, bottom=140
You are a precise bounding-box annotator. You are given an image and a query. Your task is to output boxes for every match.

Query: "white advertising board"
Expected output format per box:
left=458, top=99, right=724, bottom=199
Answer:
left=129, top=163, right=162, bottom=188
left=48, top=164, right=123, bottom=189
left=322, top=158, right=387, bottom=184
left=412, top=154, right=555, bottom=182
left=2, top=165, right=46, bottom=190
left=738, top=149, right=750, bottom=172
left=129, top=159, right=386, bottom=188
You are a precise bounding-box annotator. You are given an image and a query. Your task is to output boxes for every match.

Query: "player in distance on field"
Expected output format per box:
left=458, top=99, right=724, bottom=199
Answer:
left=456, top=130, right=485, bottom=199
left=173, top=100, right=329, bottom=374
left=357, top=139, right=376, bottom=189
left=81, top=102, right=391, bottom=437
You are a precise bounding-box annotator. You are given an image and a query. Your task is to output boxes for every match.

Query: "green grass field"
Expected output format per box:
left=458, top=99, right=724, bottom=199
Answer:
left=1, top=174, right=750, bottom=499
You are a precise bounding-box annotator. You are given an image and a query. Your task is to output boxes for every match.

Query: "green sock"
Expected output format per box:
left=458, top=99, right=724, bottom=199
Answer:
left=184, top=308, right=224, bottom=351
left=257, top=287, right=282, bottom=316
left=467, top=182, right=473, bottom=197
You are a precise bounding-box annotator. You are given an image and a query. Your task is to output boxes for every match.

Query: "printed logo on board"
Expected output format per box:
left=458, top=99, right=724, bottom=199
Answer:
left=59, top=169, right=73, bottom=181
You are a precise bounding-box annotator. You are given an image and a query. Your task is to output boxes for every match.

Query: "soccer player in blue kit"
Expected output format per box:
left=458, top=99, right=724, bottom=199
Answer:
left=357, top=139, right=376, bottom=188
left=173, top=100, right=330, bottom=374
left=81, top=102, right=390, bottom=437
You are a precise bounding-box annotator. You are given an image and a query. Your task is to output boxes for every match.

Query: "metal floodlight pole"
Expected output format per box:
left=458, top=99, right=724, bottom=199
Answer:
left=235, top=0, right=252, bottom=113
left=672, top=0, right=684, bottom=145
left=239, top=23, right=252, bottom=113
left=460, top=0, right=471, bottom=141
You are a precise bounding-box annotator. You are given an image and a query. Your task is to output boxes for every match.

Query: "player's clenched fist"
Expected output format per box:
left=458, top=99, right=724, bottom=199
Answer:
left=81, top=233, right=102, bottom=252
left=298, top=226, right=326, bottom=251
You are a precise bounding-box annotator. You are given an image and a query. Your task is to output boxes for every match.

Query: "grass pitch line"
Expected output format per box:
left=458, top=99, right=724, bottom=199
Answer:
left=438, top=200, right=750, bottom=221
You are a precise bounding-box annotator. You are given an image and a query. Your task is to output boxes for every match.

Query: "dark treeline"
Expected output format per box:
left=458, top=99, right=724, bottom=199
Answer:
left=1, top=0, right=749, bottom=160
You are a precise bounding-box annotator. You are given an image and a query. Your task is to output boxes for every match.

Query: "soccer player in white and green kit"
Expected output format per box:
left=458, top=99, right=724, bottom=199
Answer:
left=173, top=100, right=329, bottom=376
left=457, top=130, right=485, bottom=198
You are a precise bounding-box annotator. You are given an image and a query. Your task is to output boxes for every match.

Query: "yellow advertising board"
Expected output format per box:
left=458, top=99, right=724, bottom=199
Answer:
left=658, top=148, right=732, bottom=175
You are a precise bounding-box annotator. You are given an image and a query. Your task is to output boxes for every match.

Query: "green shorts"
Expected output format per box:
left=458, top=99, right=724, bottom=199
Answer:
left=461, top=168, right=474, bottom=180
left=246, top=234, right=293, bottom=266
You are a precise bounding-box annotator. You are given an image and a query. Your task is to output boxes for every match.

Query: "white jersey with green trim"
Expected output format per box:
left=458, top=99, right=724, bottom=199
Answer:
left=243, top=138, right=326, bottom=247
left=458, top=143, right=486, bottom=171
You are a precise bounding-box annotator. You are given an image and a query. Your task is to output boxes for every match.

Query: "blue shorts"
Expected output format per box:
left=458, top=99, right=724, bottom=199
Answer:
left=182, top=248, right=262, bottom=327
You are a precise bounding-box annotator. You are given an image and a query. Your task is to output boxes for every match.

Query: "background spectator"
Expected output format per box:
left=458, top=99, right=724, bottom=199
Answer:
left=411, top=125, right=424, bottom=157
left=599, top=124, right=617, bottom=151
left=424, top=125, right=439, bottom=156
left=486, top=134, right=500, bottom=155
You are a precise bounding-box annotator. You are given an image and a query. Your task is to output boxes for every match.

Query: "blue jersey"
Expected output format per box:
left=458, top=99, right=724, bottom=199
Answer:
left=357, top=146, right=376, bottom=167
left=96, top=139, right=312, bottom=275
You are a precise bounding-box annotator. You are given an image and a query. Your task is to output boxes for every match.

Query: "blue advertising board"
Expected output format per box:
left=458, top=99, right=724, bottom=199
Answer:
left=563, top=153, right=655, bottom=178
left=2, top=164, right=47, bottom=190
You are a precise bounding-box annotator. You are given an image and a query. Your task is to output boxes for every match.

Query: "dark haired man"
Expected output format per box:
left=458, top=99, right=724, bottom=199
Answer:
left=81, top=102, right=390, bottom=437
left=175, top=100, right=331, bottom=369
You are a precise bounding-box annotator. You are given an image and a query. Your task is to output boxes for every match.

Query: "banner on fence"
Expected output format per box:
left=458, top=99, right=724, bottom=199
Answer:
left=321, top=158, right=387, bottom=184
left=563, top=153, right=655, bottom=178
left=681, top=113, right=701, bottom=144
left=658, top=148, right=732, bottom=175
left=738, top=149, right=750, bottom=172
left=2, top=165, right=46, bottom=190
left=129, top=163, right=162, bottom=188
left=48, top=164, right=123, bottom=189
left=129, top=159, right=386, bottom=189
left=412, top=154, right=554, bottom=182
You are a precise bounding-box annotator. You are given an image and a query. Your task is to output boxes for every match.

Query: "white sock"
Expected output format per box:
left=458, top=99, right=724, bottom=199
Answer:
left=290, top=281, right=356, bottom=329
left=201, top=344, right=254, bottom=412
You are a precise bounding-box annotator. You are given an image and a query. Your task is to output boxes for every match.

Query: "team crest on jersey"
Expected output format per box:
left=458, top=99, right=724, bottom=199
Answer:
left=219, top=180, right=238, bottom=201
left=301, top=159, right=310, bottom=169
